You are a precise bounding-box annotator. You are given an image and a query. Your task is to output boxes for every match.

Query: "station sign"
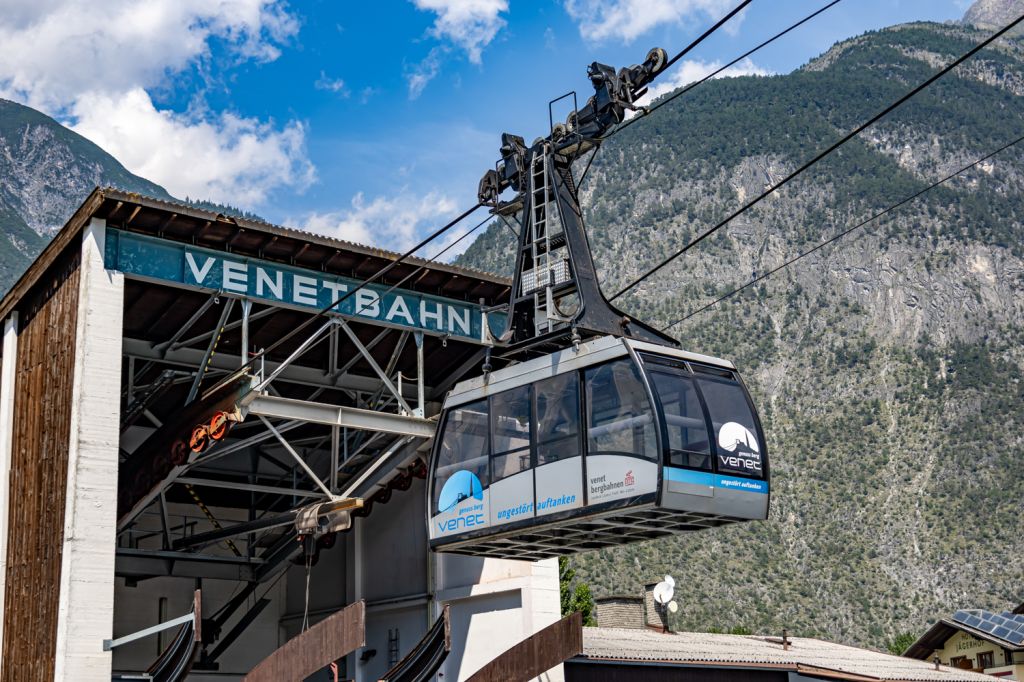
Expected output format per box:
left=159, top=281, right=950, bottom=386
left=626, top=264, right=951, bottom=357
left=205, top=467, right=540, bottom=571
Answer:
left=104, top=228, right=505, bottom=344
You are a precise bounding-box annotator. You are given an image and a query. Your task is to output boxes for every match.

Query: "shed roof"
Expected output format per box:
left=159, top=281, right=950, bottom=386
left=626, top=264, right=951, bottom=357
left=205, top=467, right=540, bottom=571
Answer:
left=579, top=628, right=996, bottom=681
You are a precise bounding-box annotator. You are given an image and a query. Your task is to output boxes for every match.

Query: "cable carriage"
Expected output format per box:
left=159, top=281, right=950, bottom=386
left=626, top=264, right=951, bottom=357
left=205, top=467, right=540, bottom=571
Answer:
left=428, top=47, right=770, bottom=559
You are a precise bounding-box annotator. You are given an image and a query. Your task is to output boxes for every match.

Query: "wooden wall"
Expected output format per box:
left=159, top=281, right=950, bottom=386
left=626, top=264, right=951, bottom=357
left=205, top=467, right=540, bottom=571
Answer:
left=1, top=245, right=81, bottom=681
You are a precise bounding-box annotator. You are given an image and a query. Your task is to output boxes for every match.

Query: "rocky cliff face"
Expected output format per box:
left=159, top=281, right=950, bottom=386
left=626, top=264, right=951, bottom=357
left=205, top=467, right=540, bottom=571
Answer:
left=963, top=0, right=1024, bottom=34
left=458, top=18, right=1024, bottom=648
left=0, top=98, right=171, bottom=290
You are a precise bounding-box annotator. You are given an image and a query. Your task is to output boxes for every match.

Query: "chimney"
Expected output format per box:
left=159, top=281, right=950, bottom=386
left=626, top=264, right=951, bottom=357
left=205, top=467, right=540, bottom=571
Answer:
left=643, top=582, right=669, bottom=632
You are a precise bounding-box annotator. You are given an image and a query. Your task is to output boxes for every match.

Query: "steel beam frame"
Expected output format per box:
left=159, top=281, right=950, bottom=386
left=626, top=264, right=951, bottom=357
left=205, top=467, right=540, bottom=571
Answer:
left=244, top=394, right=435, bottom=439
left=122, top=337, right=426, bottom=398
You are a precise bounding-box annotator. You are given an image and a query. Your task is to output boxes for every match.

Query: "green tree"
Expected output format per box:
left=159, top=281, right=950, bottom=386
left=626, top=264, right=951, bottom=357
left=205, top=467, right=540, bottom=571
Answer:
left=559, top=557, right=597, bottom=626
left=886, top=632, right=917, bottom=655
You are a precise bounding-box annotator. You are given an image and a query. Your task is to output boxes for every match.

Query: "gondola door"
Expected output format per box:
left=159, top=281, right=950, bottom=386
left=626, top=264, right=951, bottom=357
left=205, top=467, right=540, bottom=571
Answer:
left=532, top=372, right=585, bottom=518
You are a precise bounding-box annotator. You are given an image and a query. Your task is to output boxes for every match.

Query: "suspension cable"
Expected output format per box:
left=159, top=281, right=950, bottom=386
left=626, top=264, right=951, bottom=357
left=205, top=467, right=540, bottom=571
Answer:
left=609, top=12, right=1024, bottom=303
left=664, top=0, right=754, bottom=72
left=348, top=215, right=492, bottom=319
left=662, top=134, right=1024, bottom=330
left=603, top=0, right=844, bottom=141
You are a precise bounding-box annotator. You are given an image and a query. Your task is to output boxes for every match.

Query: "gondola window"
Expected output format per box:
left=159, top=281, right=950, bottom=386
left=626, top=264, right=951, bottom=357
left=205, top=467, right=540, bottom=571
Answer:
left=433, top=400, right=490, bottom=515
left=695, top=377, right=764, bottom=477
left=491, top=386, right=532, bottom=481
left=534, top=373, right=581, bottom=466
left=651, top=372, right=711, bottom=470
left=585, top=359, right=657, bottom=460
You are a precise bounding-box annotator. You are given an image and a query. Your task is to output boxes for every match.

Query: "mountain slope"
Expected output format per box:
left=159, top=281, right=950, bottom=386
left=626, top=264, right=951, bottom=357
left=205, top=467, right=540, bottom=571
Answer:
left=457, top=19, right=1024, bottom=648
left=0, top=98, right=173, bottom=290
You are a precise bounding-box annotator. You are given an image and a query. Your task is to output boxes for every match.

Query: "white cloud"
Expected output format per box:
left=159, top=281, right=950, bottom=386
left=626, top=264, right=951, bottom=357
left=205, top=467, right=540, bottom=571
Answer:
left=0, top=0, right=310, bottom=208
left=411, top=0, right=508, bottom=63
left=565, top=0, right=744, bottom=43
left=632, top=57, right=769, bottom=111
left=406, top=47, right=447, bottom=99
left=0, top=0, right=297, bottom=110
left=315, top=71, right=349, bottom=95
left=303, top=190, right=460, bottom=253
left=71, top=89, right=315, bottom=206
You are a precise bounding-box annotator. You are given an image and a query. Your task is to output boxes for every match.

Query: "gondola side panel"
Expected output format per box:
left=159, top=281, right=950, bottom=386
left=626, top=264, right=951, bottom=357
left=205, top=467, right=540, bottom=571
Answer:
left=0, top=245, right=81, bottom=682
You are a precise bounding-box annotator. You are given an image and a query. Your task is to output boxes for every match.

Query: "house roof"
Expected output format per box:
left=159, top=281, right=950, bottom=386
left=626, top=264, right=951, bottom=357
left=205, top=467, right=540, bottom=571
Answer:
left=579, top=628, right=996, bottom=681
left=904, top=608, right=1024, bottom=660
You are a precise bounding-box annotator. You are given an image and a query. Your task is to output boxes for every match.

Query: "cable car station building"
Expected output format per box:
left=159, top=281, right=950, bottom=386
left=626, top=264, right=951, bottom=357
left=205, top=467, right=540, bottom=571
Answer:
left=0, top=188, right=562, bottom=681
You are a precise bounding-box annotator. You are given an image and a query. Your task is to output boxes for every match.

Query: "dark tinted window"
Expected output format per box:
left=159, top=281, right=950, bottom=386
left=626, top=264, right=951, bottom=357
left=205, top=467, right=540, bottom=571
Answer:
left=534, top=372, right=580, bottom=465
left=433, top=400, right=489, bottom=514
left=585, top=359, right=657, bottom=460
left=696, top=378, right=764, bottom=478
left=491, top=386, right=532, bottom=481
left=651, top=372, right=711, bottom=470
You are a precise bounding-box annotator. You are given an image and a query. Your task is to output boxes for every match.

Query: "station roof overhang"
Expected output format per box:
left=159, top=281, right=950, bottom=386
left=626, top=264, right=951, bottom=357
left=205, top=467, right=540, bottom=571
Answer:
left=0, top=188, right=512, bottom=572
left=0, top=186, right=509, bottom=321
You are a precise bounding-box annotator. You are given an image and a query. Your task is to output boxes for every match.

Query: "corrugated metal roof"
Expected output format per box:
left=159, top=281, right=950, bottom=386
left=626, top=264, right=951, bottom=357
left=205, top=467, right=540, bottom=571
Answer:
left=580, top=628, right=996, bottom=681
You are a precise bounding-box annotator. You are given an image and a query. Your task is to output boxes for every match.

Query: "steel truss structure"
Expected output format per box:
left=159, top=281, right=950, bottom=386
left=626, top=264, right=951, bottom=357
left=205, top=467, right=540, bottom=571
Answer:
left=89, top=189, right=510, bottom=671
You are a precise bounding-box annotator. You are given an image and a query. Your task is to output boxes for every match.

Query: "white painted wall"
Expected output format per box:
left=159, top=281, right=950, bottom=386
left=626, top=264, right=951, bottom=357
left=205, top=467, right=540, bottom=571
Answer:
left=112, top=571, right=289, bottom=680
left=0, top=311, right=18, bottom=648
left=53, top=218, right=125, bottom=681
left=434, top=552, right=563, bottom=682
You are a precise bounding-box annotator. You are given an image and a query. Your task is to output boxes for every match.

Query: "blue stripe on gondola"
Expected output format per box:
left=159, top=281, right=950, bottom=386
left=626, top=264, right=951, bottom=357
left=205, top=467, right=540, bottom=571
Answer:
left=664, top=467, right=769, bottom=494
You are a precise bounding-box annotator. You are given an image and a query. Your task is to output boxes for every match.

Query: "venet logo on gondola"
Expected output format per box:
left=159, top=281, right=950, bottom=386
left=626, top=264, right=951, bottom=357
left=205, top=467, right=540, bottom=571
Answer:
left=717, top=422, right=762, bottom=474
left=435, top=470, right=486, bottom=533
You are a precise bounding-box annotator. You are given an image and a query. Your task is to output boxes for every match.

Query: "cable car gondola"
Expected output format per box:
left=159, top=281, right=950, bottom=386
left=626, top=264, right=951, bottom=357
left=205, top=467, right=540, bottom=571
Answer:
left=428, top=46, right=770, bottom=559
left=428, top=335, right=768, bottom=559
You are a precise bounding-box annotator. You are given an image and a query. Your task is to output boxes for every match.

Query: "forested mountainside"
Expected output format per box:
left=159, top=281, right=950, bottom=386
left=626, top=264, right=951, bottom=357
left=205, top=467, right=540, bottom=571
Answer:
left=0, top=98, right=262, bottom=294
left=457, top=18, right=1024, bottom=649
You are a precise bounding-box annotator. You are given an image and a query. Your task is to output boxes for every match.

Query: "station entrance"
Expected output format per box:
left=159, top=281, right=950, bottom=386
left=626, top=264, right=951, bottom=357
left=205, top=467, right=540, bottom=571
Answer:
left=0, top=188, right=562, bottom=681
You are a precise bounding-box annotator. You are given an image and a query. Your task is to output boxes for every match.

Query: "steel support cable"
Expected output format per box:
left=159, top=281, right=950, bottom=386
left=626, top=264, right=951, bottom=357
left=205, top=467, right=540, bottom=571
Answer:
left=212, top=202, right=483, bottom=390
left=663, top=0, right=754, bottom=72
left=603, top=0, right=844, bottom=141
left=661, top=133, right=1024, bottom=330
left=348, top=215, right=491, bottom=319
left=609, top=12, right=1024, bottom=303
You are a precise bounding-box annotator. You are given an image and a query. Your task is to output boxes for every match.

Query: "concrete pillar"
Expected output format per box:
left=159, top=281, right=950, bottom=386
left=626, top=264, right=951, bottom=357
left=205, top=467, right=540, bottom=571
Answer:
left=0, top=311, right=19, bottom=647
left=433, top=554, right=563, bottom=682
left=52, top=218, right=125, bottom=680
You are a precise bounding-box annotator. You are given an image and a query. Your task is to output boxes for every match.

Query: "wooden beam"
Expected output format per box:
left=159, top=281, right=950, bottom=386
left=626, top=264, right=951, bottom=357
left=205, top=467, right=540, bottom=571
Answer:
left=243, top=600, right=365, bottom=682
left=465, top=611, right=583, bottom=682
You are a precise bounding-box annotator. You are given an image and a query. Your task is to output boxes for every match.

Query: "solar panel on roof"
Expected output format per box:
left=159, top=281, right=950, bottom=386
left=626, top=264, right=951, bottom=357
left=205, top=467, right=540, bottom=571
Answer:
left=994, top=625, right=1012, bottom=639
left=966, top=615, right=983, bottom=627
left=978, top=620, right=997, bottom=633
left=1007, top=632, right=1024, bottom=645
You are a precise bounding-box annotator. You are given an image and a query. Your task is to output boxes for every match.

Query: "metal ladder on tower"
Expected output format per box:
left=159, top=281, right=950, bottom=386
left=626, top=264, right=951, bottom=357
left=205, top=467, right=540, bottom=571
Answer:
left=526, top=150, right=573, bottom=336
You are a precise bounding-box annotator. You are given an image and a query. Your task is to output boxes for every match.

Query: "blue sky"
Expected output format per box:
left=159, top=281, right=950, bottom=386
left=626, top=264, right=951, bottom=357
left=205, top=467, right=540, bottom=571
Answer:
left=0, top=0, right=971, bottom=255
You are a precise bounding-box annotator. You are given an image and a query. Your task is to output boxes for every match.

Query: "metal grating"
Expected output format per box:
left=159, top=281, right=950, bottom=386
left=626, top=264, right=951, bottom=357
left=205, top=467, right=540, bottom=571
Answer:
left=951, top=609, right=1024, bottom=647
left=520, top=259, right=570, bottom=295
left=433, top=504, right=746, bottom=561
